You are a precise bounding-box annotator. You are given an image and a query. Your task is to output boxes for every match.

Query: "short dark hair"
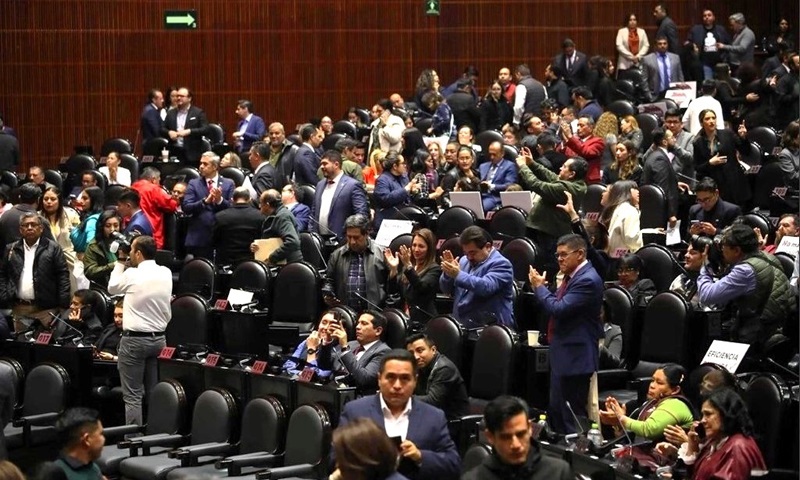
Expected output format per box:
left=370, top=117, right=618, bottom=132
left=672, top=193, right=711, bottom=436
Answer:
left=459, top=226, right=491, bottom=248
left=704, top=388, right=754, bottom=437
left=660, top=363, right=687, bottom=390
left=232, top=187, right=251, bottom=203
left=362, top=309, right=387, bottom=332
left=344, top=214, right=369, bottom=234
left=652, top=127, right=669, bottom=147
left=557, top=233, right=587, bottom=252
left=251, top=141, right=270, bottom=160
left=237, top=99, right=253, bottom=112
left=147, top=89, right=162, bottom=102
left=55, top=407, right=100, bottom=449
left=378, top=349, right=417, bottom=376
left=132, top=235, right=157, bottom=260
left=572, top=86, right=593, bottom=100
left=720, top=224, right=759, bottom=254
left=701, top=79, right=717, bottom=95
left=299, top=123, right=318, bottom=141
left=484, top=395, right=529, bottom=433
left=537, top=132, right=557, bottom=150
left=377, top=98, right=393, bottom=111
left=335, top=137, right=358, bottom=153
left=321, top=149, right=343, bottom=165
left=664, top=108, right=681, bottom=121
left=117, top=189, right=140, bottom=208
left=567, top=157, right=588, bottom=180
left=19, top=183, right=42, bottom=204
left=72, top=289, right=92, bottom=305
left=695, top=177, right=719, bottom=194
left=515, top=64, right=531, bottom=77
left=405, top=333, right=435, bottom=348
left=562, top=38, right=575, bottom=48
left=618, top=254, right=644, bottom=272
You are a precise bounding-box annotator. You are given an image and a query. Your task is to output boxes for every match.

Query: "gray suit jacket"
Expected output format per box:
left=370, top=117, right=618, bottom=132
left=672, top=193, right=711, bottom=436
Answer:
left=642, top=52, right=683, bottom=95
left=317, top=339, right=390, bottom=393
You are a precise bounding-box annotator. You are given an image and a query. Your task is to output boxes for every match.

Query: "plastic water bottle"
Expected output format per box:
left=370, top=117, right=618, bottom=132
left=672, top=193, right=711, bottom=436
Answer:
left=534, top=414, right=551, bottom=440
left=587, top=422, right=603, bottom=448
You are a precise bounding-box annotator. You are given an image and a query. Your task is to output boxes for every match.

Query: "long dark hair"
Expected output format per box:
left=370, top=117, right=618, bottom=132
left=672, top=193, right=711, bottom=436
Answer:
left=599, top=180, right=638, bottom=226
left=94, top=209, right=121, bottom=245
left=80, top=187, right=105, bottom=219
left=704, top=388, right=755, bottom=438
left=40, top=186, right=65, bottom=222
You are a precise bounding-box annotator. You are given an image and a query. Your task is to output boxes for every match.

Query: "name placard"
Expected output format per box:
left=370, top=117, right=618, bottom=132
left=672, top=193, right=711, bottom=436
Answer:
left=158, top=346, right=176, bottom=359
left=35, top=333, right=52, bottom=345
left=204, top=354, right=220, bottom=367
left=775, top=236, right=799, bottom=256
left=700, top=340, right=750, bottom=372
left=251, top=360, right=267, bottom=374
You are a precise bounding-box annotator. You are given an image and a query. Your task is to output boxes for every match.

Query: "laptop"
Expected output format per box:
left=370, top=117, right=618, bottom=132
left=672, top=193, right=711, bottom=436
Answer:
left=450, top=191, right=485, bottom=220
left=501, top=191, right=534, bottom=212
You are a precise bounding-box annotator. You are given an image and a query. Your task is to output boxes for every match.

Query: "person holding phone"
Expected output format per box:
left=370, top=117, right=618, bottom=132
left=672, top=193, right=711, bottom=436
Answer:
left=95, top=299, right=124, bottom=361
left=50, top=289, right=103, bottom=345
left=282, top=312, right=337, bottom=379
left=687, top=177, right=741, bottom=238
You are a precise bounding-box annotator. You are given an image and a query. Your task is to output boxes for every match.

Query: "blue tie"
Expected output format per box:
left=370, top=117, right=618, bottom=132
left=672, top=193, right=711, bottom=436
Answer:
left=660, top=54, right=670, bottom=93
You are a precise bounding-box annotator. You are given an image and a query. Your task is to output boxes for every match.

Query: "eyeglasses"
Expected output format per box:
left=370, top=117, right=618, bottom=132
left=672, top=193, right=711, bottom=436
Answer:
left=20, top=223, right=40, bottom=229
left=696, top=195, right=716, bottom=203
left=555, top=250, right=581, bottom=259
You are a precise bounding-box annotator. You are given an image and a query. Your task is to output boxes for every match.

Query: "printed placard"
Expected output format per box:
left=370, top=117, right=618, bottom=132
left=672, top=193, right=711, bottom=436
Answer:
left=747, top=165, right=761, bottom=174
left=701, top=340, right=750, bottom=372
left=99, top=156, right=108, bottom=164
left=769, top=217, right=780, bottom=226
left=585, top=212, right=600, bottom=221
left=158, top=346, right=176, bottom=359
left=492, top=240, right=503, bottom=250
left=611, top=248, right=630, bottom=259
left=485, top=211, right=496, bottom=220
left=773, top=187, right=788, bottom=198
left=775, top=236, right=799, bottom=256
left=204, top=354, right=220, bottom=367
left=35, top=332, right=52, bottom=345
left=298, top=367, right=315, bottom=382
left=214, top=299, right=229, bottom=310
left=59, top=156, right=69, bottom=164
left=142, top=155, right=154, bottom=163
left=251, top=360, right=267, bottom=374
left=436, top=239, right=446, bottom=249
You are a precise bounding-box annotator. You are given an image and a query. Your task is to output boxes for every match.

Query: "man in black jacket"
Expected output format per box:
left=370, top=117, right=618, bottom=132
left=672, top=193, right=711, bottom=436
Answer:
left=265, top=122, right=298, bottom=191
left=161, top=87, right=210, bottom=166
left=253, top=189, right=302, bottom=265
left=642, top=128, right=679, bottom=229
left=405, top=333, right=468, bottom=420
left=462, top=396, right=573, bottom=480
left=0, top=212, right=70, bottom=332
left=0, top=183, right=53, bottom=254
left=214, top=187, right=264, bottom=266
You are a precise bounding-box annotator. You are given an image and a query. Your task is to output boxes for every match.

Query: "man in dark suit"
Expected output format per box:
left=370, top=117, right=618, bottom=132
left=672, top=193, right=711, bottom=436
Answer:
left=255, top=189, right=302, bottom=264
left=139, top=88, right=164, bottom=143
left=181, top=152, right=235, bottom=259
left=479, top=141, right=518, bottom=212
left=529, top=234, right=603, bottom=434
left=552, top=38, right=589, bottom=88
left=0, top=115, right=16, bottom=138
left=265, top=122, right=298, bottom=190
left=311, top=149, right=369, bottom=240
left=446, top=78, right=480, bottom=131
left=688, top=177, right=742, bottom=238
left=336, top=349, right=461, bottom=480
left=653, top=3, right=680, bottom=54
left=213, top=187, right=263, bottom=266
left=117, top=190, right=153, bottom=237
left=642, top=128, right=680, bottom=230
left=231, top=99, right=266, bottom=154
left=0, top=130, right=19, bottom=172
left=281, top=183, right=311, bottom=232
left=247, top=141, right=278, bottom=201
left=0, top=183, right=53, bottom=254
left=642, top=36, right=684, bottom=98
left=405, top=334, right=468, bottom=420
left=294, top=123, right=324, bottom=186
left=317, top=310, right=391, bottom=393
left=161, top=87, right=210, bottom=166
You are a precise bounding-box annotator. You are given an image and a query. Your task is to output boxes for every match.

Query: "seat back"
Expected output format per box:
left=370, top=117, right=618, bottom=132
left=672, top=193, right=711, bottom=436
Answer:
left=240, top=396, right=286, bottom=455
left=753, top=162, right=786, bottom=210
left=191, top=388, right=238, bottom=445
left=299, top=232, right=326, bottom=272
left=388, top=233, right=413, bottom=256
left=739, top=142, right=763, bottom=167
left=500, top=238, right=538, bottom=283
left=119, top=153, right=140, bottom=182
left=100, top=138, right=133, bottom=157
left=332, top=120, right=358, bottom=139
left=684, top=363, right=727, bottom=411
left=470, top=325, right=515, bottom=401
left=167, top=293, right=210, bottom=347
left=44, top=170, right=64, bottom=190
left=638, top=184, right=667, bottom=230
left=142, top=137, right=169, bottom=158
left=634, top=113, right=659, bottom=152
left=414, top=118, right=433, bottom=133
left=583, top=184, right=607, bottom=219
left=489, top=206, right=528, bottom=241
left=396, top=204, right=429, bottom=229
left=230, top=260, right=273, bottom=308
left=382, top=309, right=408, bottom=349
left=462, top=443, right=492, bottom=474
left=0, top=358, right=24, bottom=410
left=324, top=306, right=357, bottom=340
left=503, top=145, right=519, bottom=162
left=322, top=133, right=344, bottom=151
left=475, top=130, right=504, bottom=154
left=103, top=184, right=127, bottom=209
left=0, top=171, right=18, bottom=191
left=606, top=100, right=636, bottom=118
left=603, top=286, right=633, bottom=361
left=437, top=206, right=476, bottom=239
left=747, top=126, right=779, bottom=157
left=85, top=288, right=113, bottom=326
left=271, top=262, right=320, bottom=324
left=615, top=79, right=636, bottom=102
left=740, top=212, right=775, bottom=245
left=144, top=379, right=189, bottom=436
left=177, top=258, right=216, bottom=301
left=634, top=244, right=683, bottom=293
left=636, top=292, right=690, bottom=372
left=172, top=166, right=201, bottom=183
left=437, top=236, right=463, bottom=261
left=219, top=167, right=246, bottom=187
left=296, top=184, right=316, bottom=208
left=206, top=124, right=225, bottom=145
left=743, top=374, right=792, bottom=468
left=424, top=315, right=464, bottom=371
left=284, top=403, right=331, bottom=467
left=774, top=252, right=795, bottom=279
left=23, top=363, right=70, bottom=416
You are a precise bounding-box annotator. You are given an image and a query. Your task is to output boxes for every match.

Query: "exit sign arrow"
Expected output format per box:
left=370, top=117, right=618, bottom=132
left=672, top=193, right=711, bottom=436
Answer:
left=425, top=0, right=440, bottom=16
left=164, top=10, right=197, bottom=30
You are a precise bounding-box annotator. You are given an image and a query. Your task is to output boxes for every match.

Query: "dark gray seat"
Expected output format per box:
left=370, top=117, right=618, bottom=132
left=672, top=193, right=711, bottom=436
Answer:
left=167, top=294, right=210, bottom=347
left=176, top=258, right=216, bottom=301
left=500, top=237, right=538, bottom=284
left=382, top=308, right=408, bottom=349
left=468, top=325, right=516, bottom=414
left=4, top=362, right=70, bottom=449
left=220, top=167, right=246, bottom=187
left=101, top=138, right=133, bottom=156
left=489, top=206, right=528, bottom=242
left=268, top=262, right=321, bottom=348
left=423, top=315, right=464, bottom=371
left=437, top=206, right=476, bottom=240
left=299, top=232, right=326, bottom=272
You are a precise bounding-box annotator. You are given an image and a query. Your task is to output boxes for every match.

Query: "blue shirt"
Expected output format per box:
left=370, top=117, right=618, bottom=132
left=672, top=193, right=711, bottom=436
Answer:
left=282, top=340, right=332, bottom=379
left=697, top=263, right=757, bottom=306
left=439, top=248, right=515, bottom=327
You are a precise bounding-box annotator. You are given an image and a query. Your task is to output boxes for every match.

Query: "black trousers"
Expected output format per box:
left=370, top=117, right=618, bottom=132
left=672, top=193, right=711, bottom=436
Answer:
left=549, top=372, right=592, bottom=434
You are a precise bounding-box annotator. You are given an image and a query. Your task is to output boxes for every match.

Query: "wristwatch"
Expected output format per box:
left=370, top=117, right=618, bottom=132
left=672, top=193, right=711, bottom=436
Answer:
left=307, top=348, right=317, bottom=355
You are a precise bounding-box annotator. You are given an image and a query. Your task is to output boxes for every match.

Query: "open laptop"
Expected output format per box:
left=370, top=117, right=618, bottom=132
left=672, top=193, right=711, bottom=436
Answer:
left=450, top=191, right=485, bottom=219
left=501, top=191, right=534, bottom=212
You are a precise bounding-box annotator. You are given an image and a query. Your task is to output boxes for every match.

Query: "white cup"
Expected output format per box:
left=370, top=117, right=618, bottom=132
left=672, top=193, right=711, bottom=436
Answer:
left=161, top=149, right=169, bottom=162
left=527, top=330, right=540, bottom=346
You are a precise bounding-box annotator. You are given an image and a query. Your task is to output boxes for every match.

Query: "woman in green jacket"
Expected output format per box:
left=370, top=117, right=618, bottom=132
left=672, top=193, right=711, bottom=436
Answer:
left=83, top=210, right=121, bottom=289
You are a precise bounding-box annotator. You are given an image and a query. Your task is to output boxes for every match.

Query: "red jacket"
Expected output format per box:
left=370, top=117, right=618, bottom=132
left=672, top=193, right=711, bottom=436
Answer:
left=691, top=433, right=766, bottom=480
left=131, top=179, right=178, bottom=249
left=564, top=135, right=604, bottom=184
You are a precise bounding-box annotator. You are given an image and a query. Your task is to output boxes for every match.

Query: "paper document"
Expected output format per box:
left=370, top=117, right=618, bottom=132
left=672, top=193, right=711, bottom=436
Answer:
left=254, top=238, right=285, bottom=264
left=665, top=220, right=682, bottom=246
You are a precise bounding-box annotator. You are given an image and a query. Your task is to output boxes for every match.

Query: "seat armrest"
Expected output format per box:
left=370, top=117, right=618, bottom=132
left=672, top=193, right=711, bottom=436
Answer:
left=128, top=434, right=186, bottom=456
left=256, top=463, right=315, bottom=480
left=218, top=452, right=282, bottom=476
left=13, top=412, right=60, bottom=427
left=104, top=424, right=144, bottom=442
left=172, top=442, right=235, bottom=467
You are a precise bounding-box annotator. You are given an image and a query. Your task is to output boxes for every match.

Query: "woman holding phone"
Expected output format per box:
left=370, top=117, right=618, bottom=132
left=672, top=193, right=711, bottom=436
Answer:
left=384, top=229, right=441, bottom=324
left=692, top=110, right=752, bottom=208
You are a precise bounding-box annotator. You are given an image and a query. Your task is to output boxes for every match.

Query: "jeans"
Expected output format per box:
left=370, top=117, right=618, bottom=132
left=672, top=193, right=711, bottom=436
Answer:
left=117, top=335, right=166, bottom=425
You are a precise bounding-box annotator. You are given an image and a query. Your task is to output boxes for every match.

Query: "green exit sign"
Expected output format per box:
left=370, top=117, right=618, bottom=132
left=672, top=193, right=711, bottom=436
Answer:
left=425, top=0, right=440, bottom=16
left=164, top=10, right=197, bottom=30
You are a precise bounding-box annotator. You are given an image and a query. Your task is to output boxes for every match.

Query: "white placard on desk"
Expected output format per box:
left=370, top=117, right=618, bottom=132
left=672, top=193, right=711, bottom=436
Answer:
left=227, top=288, right=254, bottom=307
left=775, top=236, right=799, bottom=256
left=501, top=191, right=534, bottom=212
left=701, top=340, right=750, bottom=373
left=665, top=81, right=697, bottom=108
left=375, top=219, right=414, bottom=248
left=450, top=192, right=485, bottom=220
left=665, top=220, right=682, bottom=246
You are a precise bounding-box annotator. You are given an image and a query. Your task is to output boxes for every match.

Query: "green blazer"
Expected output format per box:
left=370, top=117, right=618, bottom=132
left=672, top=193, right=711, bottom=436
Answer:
left=519, top=161, right=587, bottom=238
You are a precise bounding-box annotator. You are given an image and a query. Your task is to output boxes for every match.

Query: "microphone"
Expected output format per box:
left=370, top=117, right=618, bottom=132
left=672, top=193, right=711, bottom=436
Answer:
left=410, top=304, right=435, bottom=321
left=48, top=311, right=85, bottom=346
left=353, top=291, right=382, bottom=312
left=392, top=206, right=415, bottom=223
left=565, top=400, right=587, bottom=437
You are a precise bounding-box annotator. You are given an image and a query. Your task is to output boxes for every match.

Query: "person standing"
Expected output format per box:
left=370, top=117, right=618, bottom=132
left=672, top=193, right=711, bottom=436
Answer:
left=161, top=87, right=210, bottom=166
left=253, top=189, right=302, bottom=265
left=139, top=88, right=164, bottom=143
left=529, top=234, right=603, bottom=433
left=653, top=3, right=680, bottom=54
left=231, top=99, right=266, bottom=155
left=108, top=236, right=173, bottom=425
left=182, top=152, right=235, bottom=260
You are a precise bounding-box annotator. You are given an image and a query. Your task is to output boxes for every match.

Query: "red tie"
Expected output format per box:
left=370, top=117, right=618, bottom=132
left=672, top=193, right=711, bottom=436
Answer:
left=207, top=179, right=214, bottom=192
left=352, top=345, right=364, bottom=356
left=547, top=275, right=570, bottom=340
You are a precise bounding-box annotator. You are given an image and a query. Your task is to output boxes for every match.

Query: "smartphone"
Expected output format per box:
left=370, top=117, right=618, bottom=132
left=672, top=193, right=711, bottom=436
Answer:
left=690, top=220, right=700, bottom=225
left=389, top=436, right=403, bottom=448
left=695, top=423, right=706, bottom=440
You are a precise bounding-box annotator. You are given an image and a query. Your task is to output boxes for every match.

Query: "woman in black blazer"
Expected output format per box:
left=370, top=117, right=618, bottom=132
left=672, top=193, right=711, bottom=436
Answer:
left=384, top=228, right=442, bottom=325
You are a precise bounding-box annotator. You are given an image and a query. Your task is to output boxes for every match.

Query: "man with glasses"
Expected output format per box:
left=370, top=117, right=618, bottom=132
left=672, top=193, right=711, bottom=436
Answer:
left=688, top=177, right=741, bottom=237
left=761, top=214, right=799, bottom=255
left=528, top=233, right=603, bottom=433
left=373, top=151, right=417, bottom=229
left=644, top=108, right=695, bottom=181
left=280, top=183, right=310, bottom=232
left=0, top=211, right=70, bottom=332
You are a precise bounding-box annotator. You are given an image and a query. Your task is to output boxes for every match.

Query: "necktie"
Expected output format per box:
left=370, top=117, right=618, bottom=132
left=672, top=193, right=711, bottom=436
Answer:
left=207, top=179, right=214, bottom=192
left=327, top=180, right=335, bottom=186
left=547, top=275, right=571, bottom=340
left=353, top=345, right=364, bottom=356
left=660, top=54, right=670, bottom=93
left=567, top=57, right=573, bottom=72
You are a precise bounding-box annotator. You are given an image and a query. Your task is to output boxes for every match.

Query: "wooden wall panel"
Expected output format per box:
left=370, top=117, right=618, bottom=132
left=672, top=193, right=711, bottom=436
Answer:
left=0, top=0, right=795, bottom=168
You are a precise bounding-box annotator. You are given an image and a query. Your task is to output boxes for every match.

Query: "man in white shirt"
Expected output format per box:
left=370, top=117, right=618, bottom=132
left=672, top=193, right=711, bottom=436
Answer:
left=682, top=79, right=725, bottom=135
left=108, top=235, right=173, bottom=425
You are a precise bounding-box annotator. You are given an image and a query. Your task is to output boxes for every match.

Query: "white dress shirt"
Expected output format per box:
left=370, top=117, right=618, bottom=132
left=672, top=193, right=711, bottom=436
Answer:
left=18, top=240, right=39, bottom=301
left=108, top=259, right=173, bottom=332
left=355, top=339, right=378, bottom=361
left=380, top=394, right=413, bottom=440
left=318, top=171, right=343, bottom=234
left=682, top=95, right=725, bottom=135
left=99, top=166, right=132, bottom=187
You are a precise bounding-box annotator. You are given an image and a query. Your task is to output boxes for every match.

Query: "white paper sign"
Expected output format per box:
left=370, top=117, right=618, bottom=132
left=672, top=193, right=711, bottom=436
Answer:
left=701, top=340, right=750, bottom=372
left=375, top=219, right=414, bottom=248
left=227, top=288, right=254, bottom=306
left=665, top=81, right=697, bottom=108
left=666, top=220, right=682, bottom=246
left=775, top=236, right=799, bottom=256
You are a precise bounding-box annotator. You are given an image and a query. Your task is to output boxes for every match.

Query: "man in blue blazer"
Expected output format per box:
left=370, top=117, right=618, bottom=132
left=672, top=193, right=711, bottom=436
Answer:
left=232, top=100, right=266, bottom=154
left=281, top=183, right=311, bottom=232
left=294, top=124, right=324, bottom=186
left=181, top=152, right=235, bottom=259
left=529, top=233, right=603, bottom=434
left=116, top=190, right=153, bottom=237
left=337, top=349, right=461, bottom=480
left=139, top=89, right=164, bottom=143
left=311, top=150, right=369, bottom=240
left=478, top=141, right=518, bottom=212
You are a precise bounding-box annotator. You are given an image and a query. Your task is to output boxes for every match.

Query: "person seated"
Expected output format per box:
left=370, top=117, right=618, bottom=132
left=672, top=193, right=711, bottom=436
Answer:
left=99, top=151, right=131, bottom=187
left=83, top=210, right=122, bottom=289
left=688, top=177, right=741, bottom=238
left=599, top=300, right=623, bottom=369
left=316, top=310, right=391, bottom=393
left=220, top=151, right=242, bottom=169
left=478, top=141, right=518, bottom=212
left=439, top=226, right=515, bottom=328
left=670, top=235, right=716, bottom=309
left=697, top=224, right=793, bottom=351
left=329, top=418, right=408, bottom=480
left=655, top=388, right=766, bottom=480
left=462, top=395, right=573, bottom=480
left=95, top=299, right=123, bottom=361
left=601, top=363, right=694, bottom=441
left=282, top=311, right=337, bottom=379
left=758, top=213, right=798, bottom=254
left=50, top=290, right=103, bottom=345
left=384, top=229, right=441, bottom=325
left=615, top=254, right=656, bottom=307
left=280, top=183, right=311, bottom=233
left=404, top=333, right=468, bottom=420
